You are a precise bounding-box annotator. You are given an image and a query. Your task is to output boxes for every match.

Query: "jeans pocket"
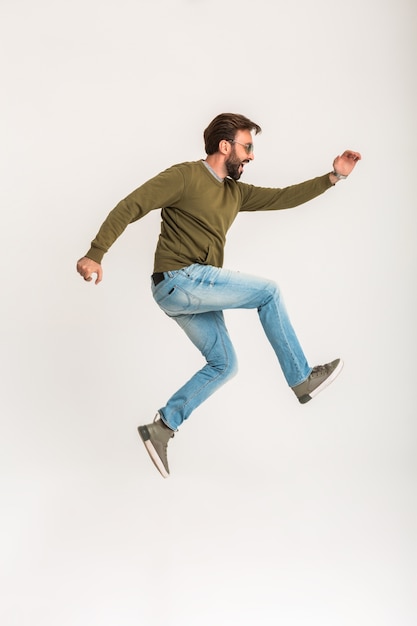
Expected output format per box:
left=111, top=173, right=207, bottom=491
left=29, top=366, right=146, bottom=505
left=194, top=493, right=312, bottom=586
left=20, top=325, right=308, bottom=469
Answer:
left=153, top=282, right=201, bottom=316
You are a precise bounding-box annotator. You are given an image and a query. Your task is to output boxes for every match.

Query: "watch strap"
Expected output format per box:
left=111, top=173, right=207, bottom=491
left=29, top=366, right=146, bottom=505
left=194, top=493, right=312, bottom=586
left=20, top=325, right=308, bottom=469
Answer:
left=332, top=170, right=348, bottom=180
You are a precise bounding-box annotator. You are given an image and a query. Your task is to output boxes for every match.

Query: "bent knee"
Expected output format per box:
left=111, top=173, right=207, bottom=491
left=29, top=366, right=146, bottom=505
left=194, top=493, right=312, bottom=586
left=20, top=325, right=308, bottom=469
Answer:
left=258, top=279, right=282, bottom=310
left=225, top=353, right=238, bottom=380
left=211, top=351, right=238, bottom=381
left=266, top=279, right=281, bottom=298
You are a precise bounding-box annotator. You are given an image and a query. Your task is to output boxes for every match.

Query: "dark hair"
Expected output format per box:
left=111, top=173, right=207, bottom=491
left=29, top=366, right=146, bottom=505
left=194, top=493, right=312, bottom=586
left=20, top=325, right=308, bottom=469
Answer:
left=203, top=113, right=262, bottom=155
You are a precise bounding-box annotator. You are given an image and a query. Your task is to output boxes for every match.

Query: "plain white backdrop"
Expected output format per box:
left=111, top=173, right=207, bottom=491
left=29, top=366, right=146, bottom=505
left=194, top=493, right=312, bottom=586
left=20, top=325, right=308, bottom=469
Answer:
left=1, top=0, right=416, bottom=624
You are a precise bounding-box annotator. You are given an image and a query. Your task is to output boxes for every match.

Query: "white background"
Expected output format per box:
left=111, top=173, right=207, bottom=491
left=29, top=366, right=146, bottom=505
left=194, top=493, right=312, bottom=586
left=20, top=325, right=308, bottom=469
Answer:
left=1, top=1, right=416, bottom=624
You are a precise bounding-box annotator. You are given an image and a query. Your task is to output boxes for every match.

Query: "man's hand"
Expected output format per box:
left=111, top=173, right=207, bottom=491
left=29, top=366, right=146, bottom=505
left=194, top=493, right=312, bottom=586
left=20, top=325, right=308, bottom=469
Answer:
left=333, top=150, right=362, bottom=178
left=76, top=257, right=103, bottom=284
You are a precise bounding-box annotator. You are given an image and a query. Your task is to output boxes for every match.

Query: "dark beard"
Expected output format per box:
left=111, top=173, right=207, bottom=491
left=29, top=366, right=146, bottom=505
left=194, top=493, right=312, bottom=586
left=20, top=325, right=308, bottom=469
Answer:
left=225, top=150, right=243, bottom=181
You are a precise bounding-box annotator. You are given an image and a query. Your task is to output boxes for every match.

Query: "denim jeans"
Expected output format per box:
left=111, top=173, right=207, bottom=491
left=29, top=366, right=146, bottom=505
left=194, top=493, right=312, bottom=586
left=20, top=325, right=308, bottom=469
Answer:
left=151, top=264, right=311, bottom=430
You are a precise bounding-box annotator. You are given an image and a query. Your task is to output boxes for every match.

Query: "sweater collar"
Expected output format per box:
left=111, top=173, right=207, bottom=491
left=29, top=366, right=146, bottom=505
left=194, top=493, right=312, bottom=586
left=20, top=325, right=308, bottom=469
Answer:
left=202, top=159, right=224, bottom=183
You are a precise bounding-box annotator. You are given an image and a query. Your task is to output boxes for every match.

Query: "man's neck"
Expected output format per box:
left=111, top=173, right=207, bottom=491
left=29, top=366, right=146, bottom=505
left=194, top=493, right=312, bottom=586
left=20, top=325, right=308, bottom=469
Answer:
left=205, top=154, right=227, bottom=180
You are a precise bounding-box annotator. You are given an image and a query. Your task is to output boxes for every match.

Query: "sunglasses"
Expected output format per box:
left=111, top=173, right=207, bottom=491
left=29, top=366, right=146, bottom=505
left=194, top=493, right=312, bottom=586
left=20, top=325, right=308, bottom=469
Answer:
left=226, top=139, right=254, bottom=155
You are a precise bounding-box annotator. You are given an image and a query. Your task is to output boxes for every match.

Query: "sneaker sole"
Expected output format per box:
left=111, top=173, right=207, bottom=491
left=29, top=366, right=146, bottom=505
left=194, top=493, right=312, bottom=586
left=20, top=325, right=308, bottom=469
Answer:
left=138, top=426, right=169, bottom=478
left=308, top=359, right=344, bottom=401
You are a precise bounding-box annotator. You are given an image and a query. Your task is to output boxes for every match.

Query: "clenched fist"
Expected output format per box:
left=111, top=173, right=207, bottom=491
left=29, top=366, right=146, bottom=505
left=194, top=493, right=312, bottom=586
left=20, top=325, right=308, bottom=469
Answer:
left=76, top=257, right=103, bottom=284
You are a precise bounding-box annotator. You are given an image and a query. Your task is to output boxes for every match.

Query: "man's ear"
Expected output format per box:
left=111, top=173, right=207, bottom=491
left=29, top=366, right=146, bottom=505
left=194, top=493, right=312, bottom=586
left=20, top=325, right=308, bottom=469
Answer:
left=218, top=139, right=230, bottom=155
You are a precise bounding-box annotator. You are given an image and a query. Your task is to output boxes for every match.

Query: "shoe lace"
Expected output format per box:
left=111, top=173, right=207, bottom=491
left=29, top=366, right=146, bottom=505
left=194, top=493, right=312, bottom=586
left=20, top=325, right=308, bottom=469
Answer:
left=311, top=365, right=327, bottom=378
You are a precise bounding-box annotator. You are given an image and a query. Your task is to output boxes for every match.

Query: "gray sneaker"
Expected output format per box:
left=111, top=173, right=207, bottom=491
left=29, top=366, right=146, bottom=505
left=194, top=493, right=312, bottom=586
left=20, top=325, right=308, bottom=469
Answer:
left=138, top=414, right=175, bottom=478
left=292, top=359, right=343, bottom=404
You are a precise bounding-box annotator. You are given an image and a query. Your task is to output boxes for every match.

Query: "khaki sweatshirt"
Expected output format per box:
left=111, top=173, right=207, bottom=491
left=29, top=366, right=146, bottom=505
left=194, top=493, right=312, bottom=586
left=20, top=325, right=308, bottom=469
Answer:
left=85, top=160, right=333, bottom=272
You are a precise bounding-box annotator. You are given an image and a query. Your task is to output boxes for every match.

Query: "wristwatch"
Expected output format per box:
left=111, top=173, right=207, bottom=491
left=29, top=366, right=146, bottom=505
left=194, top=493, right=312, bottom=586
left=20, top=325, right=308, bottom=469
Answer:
left=332, top=170, right=348, bottom=180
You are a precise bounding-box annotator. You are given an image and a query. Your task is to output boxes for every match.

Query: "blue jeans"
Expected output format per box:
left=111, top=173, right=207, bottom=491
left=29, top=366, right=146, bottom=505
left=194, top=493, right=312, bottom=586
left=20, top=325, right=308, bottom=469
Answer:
left=151, top=264, right=311, bottom=430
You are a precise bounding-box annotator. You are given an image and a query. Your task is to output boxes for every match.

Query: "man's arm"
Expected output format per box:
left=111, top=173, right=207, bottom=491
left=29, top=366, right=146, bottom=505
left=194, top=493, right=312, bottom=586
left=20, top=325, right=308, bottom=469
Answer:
left=240, top=148, right=362, bottom=212
left=76, top=165, right=185, bottom=285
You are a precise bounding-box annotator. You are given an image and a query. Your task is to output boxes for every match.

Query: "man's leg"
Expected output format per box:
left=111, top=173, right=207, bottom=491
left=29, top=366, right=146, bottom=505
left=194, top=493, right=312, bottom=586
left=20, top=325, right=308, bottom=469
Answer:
left=153, top=264, right=311, bottom=386
left=138, top=309, right=237, bottom=476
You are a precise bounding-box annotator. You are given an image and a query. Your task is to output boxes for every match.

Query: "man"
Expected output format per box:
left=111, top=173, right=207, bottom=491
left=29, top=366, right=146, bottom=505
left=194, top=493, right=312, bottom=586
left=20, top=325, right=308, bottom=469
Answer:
left=77, top=113, right=361, bottom=478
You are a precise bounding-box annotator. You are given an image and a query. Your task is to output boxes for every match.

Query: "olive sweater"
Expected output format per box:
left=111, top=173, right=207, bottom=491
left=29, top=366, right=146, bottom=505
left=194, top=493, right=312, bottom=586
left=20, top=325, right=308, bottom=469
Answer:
left=85, top=160, right=333, bottom=272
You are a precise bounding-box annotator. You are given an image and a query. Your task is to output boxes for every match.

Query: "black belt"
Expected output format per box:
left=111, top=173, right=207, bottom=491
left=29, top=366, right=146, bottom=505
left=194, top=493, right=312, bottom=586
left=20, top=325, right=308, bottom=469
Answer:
left=152, top=272, right=165, bottom=286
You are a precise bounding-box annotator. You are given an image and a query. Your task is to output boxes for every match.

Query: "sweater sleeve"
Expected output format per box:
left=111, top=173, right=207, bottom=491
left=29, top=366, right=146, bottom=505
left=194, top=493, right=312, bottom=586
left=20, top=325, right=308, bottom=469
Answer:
left=85, top=166, right=185, bottom=263
left=238, top=173, right=334, bottom=212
